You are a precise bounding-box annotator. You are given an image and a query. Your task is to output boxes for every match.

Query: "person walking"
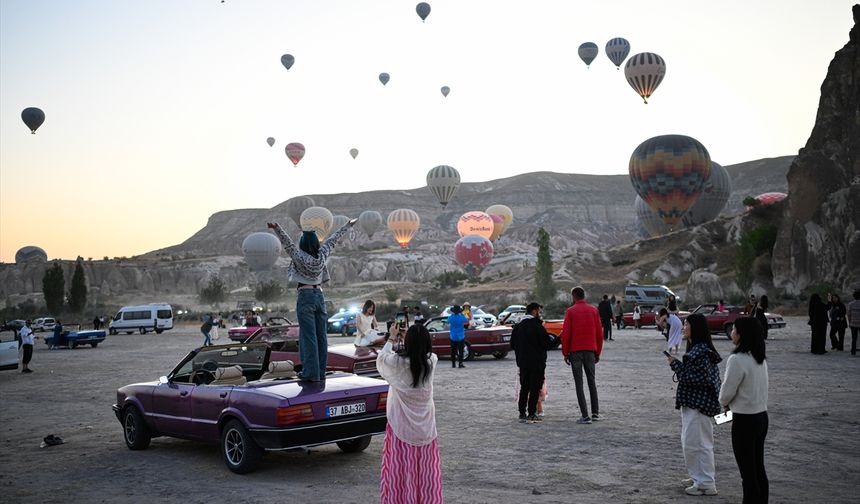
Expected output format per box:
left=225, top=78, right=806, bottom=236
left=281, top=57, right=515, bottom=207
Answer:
left=827, top=294, right=847, bottom=351
left=632, top=302, right=642, bottom=329
left=19, top=320, right=35, bottom=373
left=666, top=313, right=722, bottom=496
left=200, top=313, right=214, bottom=346
left=659, top=308, right=683, bottom=354
left=354, top=300, right=385, bottom=347
left=598, top=294, right=614, bottom=341
left=720, top=317, right=769, bottom=504
left=613, top=300, right=623, bottom=330
left=848, top=290, right=860, bottom=356
left=750, top=294, right=770, bottom=341
left=447, top=305, right=468, bottom=368
left=377, top=324, right=442, bottom=504
left=269, top=218, right=356, bottom=382
left=559, top=286, right=603, bottom=424
left=510, top=302, right=555, bottom=423
left=808, top=293, right=829, bottom=354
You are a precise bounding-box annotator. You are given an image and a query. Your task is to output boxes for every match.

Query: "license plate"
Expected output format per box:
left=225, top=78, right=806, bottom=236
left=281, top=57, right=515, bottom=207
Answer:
left=327, top=402, right=366, bottom=417
left=502, top=335, right=511, bottom=341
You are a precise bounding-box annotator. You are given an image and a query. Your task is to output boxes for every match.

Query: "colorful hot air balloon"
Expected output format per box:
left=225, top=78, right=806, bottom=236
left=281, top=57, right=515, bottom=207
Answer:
left=332, top=215, right=350, bottom=230
left=454, top=235, right=494, bottom=276
left=286, top=196, right=315, bottom=229
left=488, top=214, right=504, bottom=242
left=629, top=134, right=711, bottom=228
left=624, top=52, right=666, bottom=104
left=485, top=204, right=513, bottom=235
left=605, top=37, right=630, bottom=68
left=267, top=137, right=275, bottom=147
left=349, top=148, right=359, bottom=159
left=387, top=209, right=420, bottom=248
left=747, top=192, right=787, bottom=210
left=281, top=54, right=295, bottom=70
left=359, top=210, right=383, bottom=238
left=441, top=86, right=450, bottom=97
left=242, top=232, right=281, bottom=272
left=416, top=2, right=431, bottom=22
left=15, top=246, right=47, bottom=264
left=457, top=211, right=494, bottom=240
left=300, top=206, right=334, bottom=241
left=285, top=142, right=306, bottom=166
left=635, top=196, right=672, bottom=238
left=578, top=42, right=599, bottom=67
left=681, top=162, right=732, bottom=227
left=21, top=107, right=45, bottom=134
left=426, top=165, right=460, bottom=206
left=379, top=73, right=390, bottom=86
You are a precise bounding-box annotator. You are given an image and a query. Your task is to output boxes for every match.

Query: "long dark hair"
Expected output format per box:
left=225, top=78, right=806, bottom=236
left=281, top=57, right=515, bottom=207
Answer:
left=362, top=300, right=376, bottom=315
left=398, top=324, right=433, bottom=388
left=685, top=313, right=719, bottom=357
left=733, top=316, right=766, bottom=364
left=299, top=231, right=320, bottom=258
left=758, top=295, right=769, bottom=311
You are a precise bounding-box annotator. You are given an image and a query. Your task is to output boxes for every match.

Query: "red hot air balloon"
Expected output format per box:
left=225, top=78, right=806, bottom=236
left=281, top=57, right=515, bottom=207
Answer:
left=285, top=142, right=305, bottom=166
left=454, top=235, right=494, bottom=276
left=746, top=192, right=787, bottom=210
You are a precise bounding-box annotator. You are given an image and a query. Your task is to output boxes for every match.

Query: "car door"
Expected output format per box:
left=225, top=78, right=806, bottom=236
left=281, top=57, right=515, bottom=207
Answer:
left=425, top=318, right=451, bottom=355
left=190, top=385, right=232, bottom=440
left=151, top=381, right=194, bottom=436
left=0, top=333, right=19, bottom=371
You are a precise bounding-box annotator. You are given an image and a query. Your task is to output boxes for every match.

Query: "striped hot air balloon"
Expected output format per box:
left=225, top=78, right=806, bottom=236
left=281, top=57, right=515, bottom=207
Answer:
left=15, top=246, right=47, bottom=264
left=454, top=235, right=494, bottom=276
left=332, top=215, right=350, bottom=231
left=387, top=209, right=420, bottom=248
left=681, top=162, right=732, bottom=227
left=286, top=196, right=315, bottom=229
left=635, top=196, right=672, bottom=238
left=629, top=135, right=711, bottom=228
left=358, top=210, right=383, bottom=238
left=300, top=206, right=333, bottom=240
left=624, top=52, right=666, bottom=103
left=457, top=211, right=494, bottom=240
left=578, top=42, right=599, bottom=67
left=426, top=165, right=461, bottom=206
left=605, top=37, right=630, bottom=68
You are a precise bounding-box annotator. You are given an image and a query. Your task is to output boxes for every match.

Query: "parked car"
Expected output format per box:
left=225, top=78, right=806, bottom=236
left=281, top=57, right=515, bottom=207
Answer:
left=32, top=317, right=57, bottom=332
left=327, top=311, right=358, bottom=336
left=500, top=312, right=563, bottom=349
left=44, top=329, right=106, bottom=349
left=228, top=316, right=293, bottom=342
left=623, top=284, right=681, bottom=305
left=423, top=316, right=511, bottom=360
left=621, top=305, right=691, bottom=328
left=498, top=305, right=526, bottom=324
left=112, top=342, right=388, bottom=473
left=0, top=331, right=18, bottom=371
left=439, top=306, right=498, bottom=327
left=682, top=304, right=785, bottom=338
left=0, top=319, right=26, bottom=333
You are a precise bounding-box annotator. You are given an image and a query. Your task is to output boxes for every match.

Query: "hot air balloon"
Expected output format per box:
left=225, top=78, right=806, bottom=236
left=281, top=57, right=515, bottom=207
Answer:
left=379, top=73, right=390, bottom=86
left=454, top=235, right=494, bottom=276
left=629, top=134, right=711, bottom=228
left=635, top=196, right=672, bottom=238
left=285, top=142, right=305, bottom=166
left=416, top=2, right=431, bottom=22
left=387, top=209, right=420, bottom=248
left=488, top=214, right=504, bottom=242
left=286, top=196, right=315, bottom=229
left=281, top=54, right=295, bottom=70
left=457, top=211, right=494, bottom=240
left=242, top=232, right=281, bottom=272
left=21, top=107, right=45, bottom=134
left=332, top=215, right=350, bottom=230
left=15, top=246, right=47, bottom=264
left=681, top=162, right=732, bottom=227
left=605, top=37, right=630, bottom=68
left=578, top=42, right=599, bottom=67
left=485, top=204, right=513, bottom=235
left=441, top=86, right=450, bottom=97
left=267, top=137, right=275, bottom=147
left=300, top=206, right=334, bottom=241
left=426, top=165, right=460, bottom=206
left=349, top=148, right=359, bottom=159
left=747, top=192, right=787, bottom=210
left=359, top=210, right=383, bottom=239
left=624, top=52, right=666, bottom=103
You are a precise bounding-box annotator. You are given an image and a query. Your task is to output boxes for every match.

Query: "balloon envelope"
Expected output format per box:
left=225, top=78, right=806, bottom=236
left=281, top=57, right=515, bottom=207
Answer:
left=15, top=245, right=47, bottom=264
left=578, top=42, right=599, bottom=67
left=285, top=142, right=306, bottom=166
left=749, top=192, right=787, bottom=209
left=681, top=162, right=732, bottom=227
left=332, top=215, right=350, bottom=230
left=416, top=2, right=431, bottom=21
left=441, top=86, right=450, bottom=97
left=485, top=204, right=513, bottom=235
left=286, top=196, right=315, bottom=229
left=242, top=232, right=281, bottom=272
left=21, top=107, right=45, bottom=134
left=629, top=134, right=711, bottom=228
left=635, top=196, right=672, bottom=238
left=387, top=209, right=420, bottom=248
left=454, top=235, right=494, bottom=276
left=349, top=148, right=359, bottom=159
left=379, top=73, right=390, bottom=85
left=489, top=214, right=504, bottom=242
left=624, top=52, right=666, bottom=103
left=426, top=165, right=460, bottom=206
left=300, top=206, right=334, bottom=241
left=267, top=137, right=275, bottom=147
left=359, top=210, right=383, bottom=238
left=457, top=211, right=494, bottom=240
left=281, top=54, right=295, bottom=70
left=605, top=37, right=631, bottom=68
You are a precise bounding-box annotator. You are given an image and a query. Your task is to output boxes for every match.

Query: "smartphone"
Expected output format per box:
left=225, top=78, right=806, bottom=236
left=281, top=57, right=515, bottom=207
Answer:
left=662, top=350, right=672, bottom=358
left=714, top=411, right=733, bottom=425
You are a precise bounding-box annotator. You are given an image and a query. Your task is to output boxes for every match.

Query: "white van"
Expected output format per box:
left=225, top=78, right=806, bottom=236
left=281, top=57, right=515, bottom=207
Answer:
left=109, top=303, right=174, bottom=335
left=623, top=284, right=681, bottom=305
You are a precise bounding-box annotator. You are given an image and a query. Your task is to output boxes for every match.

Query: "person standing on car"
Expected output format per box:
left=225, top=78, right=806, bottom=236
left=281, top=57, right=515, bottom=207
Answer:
left=377, top=324, right=442, bottom=503
left=268, top=218, right=356, bottom=382
left=200, top=313, right=214, bottom=347
left=598, top=294, right=614, bottom=341
left=19, top=320, right=35, bottom=373
left=613, top=300, right=623, bottom=330
left=447, top=305, right=468, bottom=368
left=827, top=293, right=847, bottom=351
left=559, top=287, right=603, bottom=424
left=511, top=302, right=555, bottom=422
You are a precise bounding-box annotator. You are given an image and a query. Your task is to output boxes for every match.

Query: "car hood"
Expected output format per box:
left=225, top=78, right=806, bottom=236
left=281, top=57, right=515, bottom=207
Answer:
left=244, top=372, right=387, bottom=401
left=327, top=343, right=379, bottom=360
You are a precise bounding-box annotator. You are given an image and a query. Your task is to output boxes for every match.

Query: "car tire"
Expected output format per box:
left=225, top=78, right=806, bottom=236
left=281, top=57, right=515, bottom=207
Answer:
left=620, top=320, right=627, bottom=329
left=125, top=331, right=133, bottom=335
left=463, top=342, right=474, bottom=361
left=69, top=341, right=78, bottom=349
left=91, top=342, right=99, bottom=348
left=221, top=419, right=262, bottom=474
left=336, top=435, right=372, bottom=453
left=123, top=406, right=152, bottom=450
left=492, top=351, right=508, bottom=359
left=139, top=327, right=147, bottom=335
left=109, top=328, right=117, bottom=335
left=723, top=323, right=733, bottom=339
left=155, top=329, right=163, bottom=334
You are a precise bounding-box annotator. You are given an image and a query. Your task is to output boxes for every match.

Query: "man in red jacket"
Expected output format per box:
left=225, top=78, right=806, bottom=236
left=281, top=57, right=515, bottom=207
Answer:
left=560, top=286, right=604, bottom=424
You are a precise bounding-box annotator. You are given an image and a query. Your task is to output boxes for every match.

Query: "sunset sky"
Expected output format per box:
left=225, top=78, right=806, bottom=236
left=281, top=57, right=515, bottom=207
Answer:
left=0, top=0, right=854, bottom=262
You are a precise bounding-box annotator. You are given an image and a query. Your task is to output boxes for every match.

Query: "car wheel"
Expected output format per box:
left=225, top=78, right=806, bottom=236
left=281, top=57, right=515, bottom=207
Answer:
left=463, top=342, right=474, bottom=361
left=723, top=323, right=733, bottom=339
left=222, top=419, right=262, bottom=474
left=155, top=329, right=163, bottom=334
left=125, top=331, right=133, bottom=335
left=492, top=351, right=508, bottom=359
left=620, top=320, right=627, bottom=329
left=123, top=406, right=151, bottom=450
left=69, top=341, right=78, bottom=349
left=336, top=435, right=372, bottom=453
left=109, top=328, right=117, bottom=335
left=139, top=327, right=147, bottom=335
left=90, top=342, right=99, bottom=348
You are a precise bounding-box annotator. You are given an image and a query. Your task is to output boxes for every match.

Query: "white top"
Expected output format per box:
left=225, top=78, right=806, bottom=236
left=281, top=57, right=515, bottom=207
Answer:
left=719, top=352, right=769, bottom=414
left=354, top=313, right=379, bottom=346
left=376, top=341, right=438, bottom=446
left=666, top=313, right=683, bottom=349
left=19, top=325, right=34, bottom=345
left=632, top=306, right=641, bottom=320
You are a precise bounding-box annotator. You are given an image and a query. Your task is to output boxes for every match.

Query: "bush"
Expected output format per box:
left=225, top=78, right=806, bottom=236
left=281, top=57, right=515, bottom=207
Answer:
left=433, top=271, right=468, bottom=290
left=735, top=224, right=778, bottom=294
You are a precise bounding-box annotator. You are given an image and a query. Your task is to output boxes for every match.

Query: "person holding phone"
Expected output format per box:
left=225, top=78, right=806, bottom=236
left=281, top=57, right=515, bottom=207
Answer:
left=666, top=313, right=722, bottom=496
left=268, top=217, right=357, bottom=382
left=447, top=305, right=468, bottom=368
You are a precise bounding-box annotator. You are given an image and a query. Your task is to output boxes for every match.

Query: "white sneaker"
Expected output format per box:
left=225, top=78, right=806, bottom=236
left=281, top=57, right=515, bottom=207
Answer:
left=682, top=478, right=694, bottom=486
left=685, top=485, right=718, bottom=496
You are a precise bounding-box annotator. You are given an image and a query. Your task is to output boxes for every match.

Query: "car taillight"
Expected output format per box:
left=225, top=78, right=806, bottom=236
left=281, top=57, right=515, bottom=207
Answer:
left=377, top=392, right=388, bottom=411
left=276, top=404, right=314, bottom=425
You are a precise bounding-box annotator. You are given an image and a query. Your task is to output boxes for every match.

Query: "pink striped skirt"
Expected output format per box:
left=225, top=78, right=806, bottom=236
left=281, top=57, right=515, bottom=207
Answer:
left=380, top=424, right=443, bottom=503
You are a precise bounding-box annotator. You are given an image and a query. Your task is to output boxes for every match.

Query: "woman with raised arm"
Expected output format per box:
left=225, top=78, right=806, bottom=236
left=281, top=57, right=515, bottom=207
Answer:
left=267, top=218, right=356, bottom=382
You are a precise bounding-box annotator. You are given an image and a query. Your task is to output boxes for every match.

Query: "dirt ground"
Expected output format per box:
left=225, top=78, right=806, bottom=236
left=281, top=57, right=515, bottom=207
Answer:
left=0, top=317, right=857, bottom=503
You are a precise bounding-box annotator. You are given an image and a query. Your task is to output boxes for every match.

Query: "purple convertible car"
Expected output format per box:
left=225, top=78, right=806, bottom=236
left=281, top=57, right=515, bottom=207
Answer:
left=113, top=342, right=388, bottom=473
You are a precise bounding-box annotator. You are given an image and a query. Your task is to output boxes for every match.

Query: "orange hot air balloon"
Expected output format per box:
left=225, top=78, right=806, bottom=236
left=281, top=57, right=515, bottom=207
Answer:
left=457, top=211, right=494, bottom=240
left=489, top=214, right=504, bottom=242
left=387, top=209, right=420, bottom=248
left=285, top=142, right=306, bottom=166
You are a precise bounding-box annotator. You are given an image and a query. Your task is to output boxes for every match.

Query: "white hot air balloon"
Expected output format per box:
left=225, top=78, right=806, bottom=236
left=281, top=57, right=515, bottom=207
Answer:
left=426, top=165, right=461, bottom=207
left=242, top=232, right=281, bottom=272
left=332, top=215, right=350, bottom=230
left=286, top=196, right=315, bottom=229
left=359, top=210, right=383, bottom=238
left=300, top=206, right=334, bottom=240
left=624, top=52, right=666, bottom=104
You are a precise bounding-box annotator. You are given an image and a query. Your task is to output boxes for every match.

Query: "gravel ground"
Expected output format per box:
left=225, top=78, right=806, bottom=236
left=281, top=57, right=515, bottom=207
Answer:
left=0, top=317, right=857, bottom=503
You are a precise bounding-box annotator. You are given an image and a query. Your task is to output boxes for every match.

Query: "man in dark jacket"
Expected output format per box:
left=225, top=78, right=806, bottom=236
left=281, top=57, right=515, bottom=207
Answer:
left=598, top=294, right=614, bottom=341
left=510, top=302, right=555, bottom=423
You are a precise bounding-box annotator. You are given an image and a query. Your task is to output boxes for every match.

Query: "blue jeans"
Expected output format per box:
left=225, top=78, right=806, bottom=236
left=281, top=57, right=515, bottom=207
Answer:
left=201, top=329, right=211, bottom=346
left=296, top=288, right=328, bottom=381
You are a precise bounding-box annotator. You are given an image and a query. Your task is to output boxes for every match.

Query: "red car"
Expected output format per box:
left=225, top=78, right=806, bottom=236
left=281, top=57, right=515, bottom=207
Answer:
left=683, top=304, right=785, bottom=338
left=622, top=305, right=690, bottom=328
left=228, top=316, right=294, bottom=342
left=423, top=316, right=512, bottom=360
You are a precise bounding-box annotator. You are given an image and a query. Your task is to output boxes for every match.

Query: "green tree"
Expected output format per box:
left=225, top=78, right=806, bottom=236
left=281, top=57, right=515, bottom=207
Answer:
left=68, top=258, right=88, bottom=313
left=42, top=262, right=65, bottom=315
left=255, top=280, right=284, bottom=307
left=433, top=271, right=468, bottom=289
left=534, top=227, right=557, bottom=304
left=199, top=276, right=227, bottom=306
left=735, top=225, right=778, bottom=294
